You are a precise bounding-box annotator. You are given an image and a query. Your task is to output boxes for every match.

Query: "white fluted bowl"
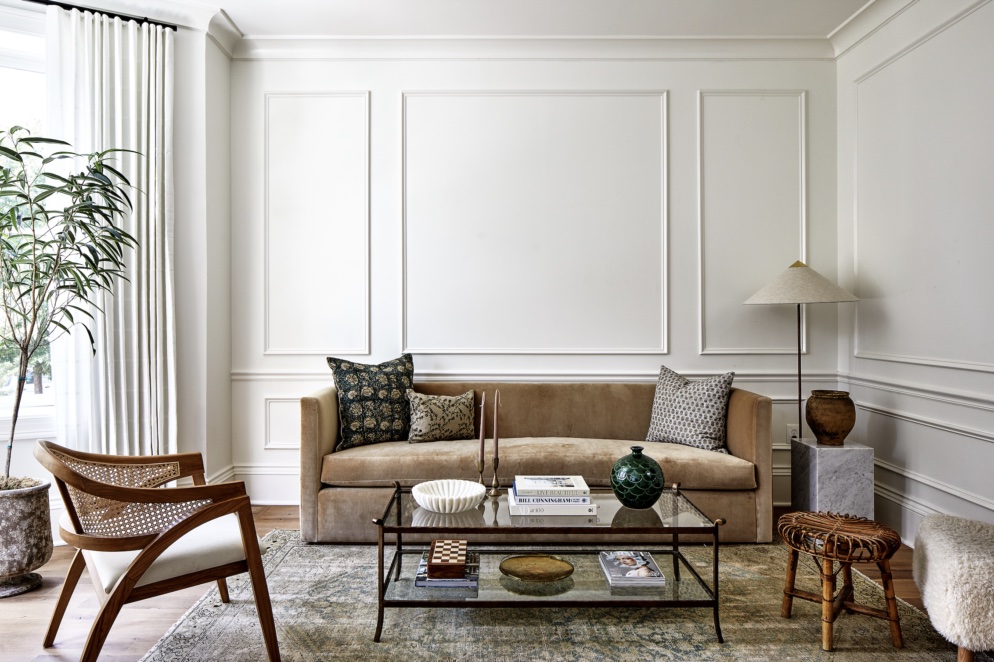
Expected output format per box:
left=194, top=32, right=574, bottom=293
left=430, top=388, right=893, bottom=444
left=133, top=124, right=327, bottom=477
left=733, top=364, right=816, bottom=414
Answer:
left=412, top=479, right=486, bottom=513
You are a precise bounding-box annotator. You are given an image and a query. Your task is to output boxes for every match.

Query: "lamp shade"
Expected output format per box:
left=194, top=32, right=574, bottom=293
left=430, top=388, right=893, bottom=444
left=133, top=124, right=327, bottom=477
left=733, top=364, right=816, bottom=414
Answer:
left=744, top=261, right=858, bottom=305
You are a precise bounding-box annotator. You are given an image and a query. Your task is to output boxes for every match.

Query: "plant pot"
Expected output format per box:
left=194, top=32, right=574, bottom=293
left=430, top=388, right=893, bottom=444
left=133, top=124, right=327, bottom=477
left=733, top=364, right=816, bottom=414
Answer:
left=805, top=390, right=856, bottom=447
left=610, top=446, right=665, bottom=509
left=0, top=481, right=54, bottom=598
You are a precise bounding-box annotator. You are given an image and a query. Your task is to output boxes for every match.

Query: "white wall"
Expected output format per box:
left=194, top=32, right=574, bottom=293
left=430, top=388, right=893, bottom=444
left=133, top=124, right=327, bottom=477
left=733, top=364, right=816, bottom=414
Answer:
left=228, top=42, right=838, bottom=504
left=205, top=33, right=234, bottom=482
left=173, top=21, right=236, bottom=481
left=837, top=0, right=994, bottom=541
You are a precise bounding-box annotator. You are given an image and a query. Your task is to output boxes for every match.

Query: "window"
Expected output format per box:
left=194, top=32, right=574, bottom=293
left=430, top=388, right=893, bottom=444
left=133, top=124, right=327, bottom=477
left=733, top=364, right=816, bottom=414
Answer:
left=0, top=10, right=51, bottom=422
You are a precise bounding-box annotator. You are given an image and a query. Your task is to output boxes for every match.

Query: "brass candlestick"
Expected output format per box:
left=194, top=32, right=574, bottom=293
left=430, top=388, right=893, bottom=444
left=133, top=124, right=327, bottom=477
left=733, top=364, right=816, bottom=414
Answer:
left=476, top=459, right=485, bottom=485
left=488, top=456, right=501, bottom=497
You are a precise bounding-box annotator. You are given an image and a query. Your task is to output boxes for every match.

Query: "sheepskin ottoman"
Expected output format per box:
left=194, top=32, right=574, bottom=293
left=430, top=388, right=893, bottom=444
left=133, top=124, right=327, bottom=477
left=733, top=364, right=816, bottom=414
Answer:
left=913, top=514, right=994, bottom=662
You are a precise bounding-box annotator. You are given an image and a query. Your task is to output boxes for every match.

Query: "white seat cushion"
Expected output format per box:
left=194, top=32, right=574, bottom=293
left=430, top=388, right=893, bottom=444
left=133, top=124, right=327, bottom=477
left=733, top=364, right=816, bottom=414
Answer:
left=83, top=514, right=266, bottom=594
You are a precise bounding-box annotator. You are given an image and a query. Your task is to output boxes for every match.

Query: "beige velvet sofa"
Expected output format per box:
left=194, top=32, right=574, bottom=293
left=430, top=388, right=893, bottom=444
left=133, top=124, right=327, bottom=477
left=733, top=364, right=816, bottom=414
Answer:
left=300, top=382, right=773, bottom=544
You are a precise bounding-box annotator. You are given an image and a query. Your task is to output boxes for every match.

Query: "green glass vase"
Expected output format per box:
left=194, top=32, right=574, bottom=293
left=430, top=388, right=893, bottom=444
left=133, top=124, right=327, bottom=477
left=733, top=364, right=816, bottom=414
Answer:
left=610, top=446, right=665, bottom=509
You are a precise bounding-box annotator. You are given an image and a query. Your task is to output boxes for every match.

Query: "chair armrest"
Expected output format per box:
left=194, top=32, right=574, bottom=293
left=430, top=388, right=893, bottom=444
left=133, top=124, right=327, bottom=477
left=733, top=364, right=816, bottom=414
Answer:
left=300, top=386, right=339, bottom=542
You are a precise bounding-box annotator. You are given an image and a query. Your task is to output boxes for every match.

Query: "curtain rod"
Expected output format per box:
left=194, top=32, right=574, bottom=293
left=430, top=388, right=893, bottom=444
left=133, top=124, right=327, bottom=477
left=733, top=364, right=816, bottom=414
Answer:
left=23, top=0, right=178, bottom=31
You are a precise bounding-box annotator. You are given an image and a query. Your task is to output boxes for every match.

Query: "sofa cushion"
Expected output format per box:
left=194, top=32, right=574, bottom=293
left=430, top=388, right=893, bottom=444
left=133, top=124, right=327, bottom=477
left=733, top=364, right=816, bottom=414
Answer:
left=326, top=354, right=414, bottom=451
left=407, top=389, right=475, bottom=442
left=321, top=437, right=756, bottom=491
left=646, top=365, right=735, bottom=452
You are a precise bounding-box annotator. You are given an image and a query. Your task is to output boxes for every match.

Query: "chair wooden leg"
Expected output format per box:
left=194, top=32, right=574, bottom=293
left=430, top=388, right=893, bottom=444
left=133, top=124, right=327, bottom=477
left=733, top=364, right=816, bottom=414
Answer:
left=821, top=558, right=835, bottom=652
left=782, top=549, right=799, bottom=618
left=80, top=583, right=131, bottom=662
left=238, top=508, right=281, bottom=662
left=877, top=559, right=904, bottom=648
left=217, top=578, right=230, bottom=603
left=958, top=647, right=974, bottom=662
left=44, top=548, right=87, bottom=647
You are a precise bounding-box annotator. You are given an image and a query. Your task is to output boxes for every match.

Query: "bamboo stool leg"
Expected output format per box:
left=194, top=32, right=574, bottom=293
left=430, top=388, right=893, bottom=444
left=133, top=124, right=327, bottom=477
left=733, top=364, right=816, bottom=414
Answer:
left=782, top=548, right=799, bottom=618
left=877, top=559, right=904, bottom=648
left=958, top=647, right=975, bottom=662
left=839, top=562, right=856, bottom=615
left=821, top=557, right=836, bottom=652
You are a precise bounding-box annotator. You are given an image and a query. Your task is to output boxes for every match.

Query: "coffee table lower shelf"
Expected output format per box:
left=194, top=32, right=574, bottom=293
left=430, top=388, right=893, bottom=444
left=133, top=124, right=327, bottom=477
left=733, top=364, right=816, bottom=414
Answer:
left=374, top=546, right=723, bottom=643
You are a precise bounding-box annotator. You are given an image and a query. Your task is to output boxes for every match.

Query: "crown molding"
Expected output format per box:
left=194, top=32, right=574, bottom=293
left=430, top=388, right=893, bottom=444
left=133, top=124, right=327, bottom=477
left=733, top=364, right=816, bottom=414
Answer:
left=207, top=8, right=241, bottom=58
left=829, top=0, right=918, bottom=57
left=230, top=36, right=836, bottom=61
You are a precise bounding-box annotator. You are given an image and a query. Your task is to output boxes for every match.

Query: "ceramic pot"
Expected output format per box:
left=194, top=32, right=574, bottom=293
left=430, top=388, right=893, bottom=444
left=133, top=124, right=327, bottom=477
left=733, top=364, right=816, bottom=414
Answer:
left=610, top=446, right=665, bottom=509
left=0, top=481, right=54, bottom=598
left=806, top=390, right=856, bottom=446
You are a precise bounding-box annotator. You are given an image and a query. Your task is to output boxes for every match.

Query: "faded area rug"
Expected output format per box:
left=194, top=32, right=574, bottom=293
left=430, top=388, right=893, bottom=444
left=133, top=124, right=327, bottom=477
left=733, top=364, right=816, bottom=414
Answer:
left=142, top=530, right=973, bottom=661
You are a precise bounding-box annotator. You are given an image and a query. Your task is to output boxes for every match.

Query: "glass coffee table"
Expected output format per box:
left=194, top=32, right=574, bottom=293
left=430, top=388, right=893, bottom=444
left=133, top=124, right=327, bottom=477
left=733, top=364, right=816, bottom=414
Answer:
left=372, top=482, right=726, bottom=643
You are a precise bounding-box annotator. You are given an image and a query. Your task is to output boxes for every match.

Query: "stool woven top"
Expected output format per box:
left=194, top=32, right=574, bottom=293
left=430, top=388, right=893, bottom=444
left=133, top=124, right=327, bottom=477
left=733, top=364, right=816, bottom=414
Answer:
left=778, top=512, right=902, bottom=563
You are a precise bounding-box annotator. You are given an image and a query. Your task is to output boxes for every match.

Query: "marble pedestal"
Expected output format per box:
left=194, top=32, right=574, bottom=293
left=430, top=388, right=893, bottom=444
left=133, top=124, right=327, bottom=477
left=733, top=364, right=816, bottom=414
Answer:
left=791, top=437, right=874, bottom=519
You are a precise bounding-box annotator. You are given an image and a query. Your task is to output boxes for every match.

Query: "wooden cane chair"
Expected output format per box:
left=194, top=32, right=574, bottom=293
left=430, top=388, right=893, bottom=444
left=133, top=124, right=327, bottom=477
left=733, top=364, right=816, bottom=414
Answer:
left=34, top=440, right=281, bottom=662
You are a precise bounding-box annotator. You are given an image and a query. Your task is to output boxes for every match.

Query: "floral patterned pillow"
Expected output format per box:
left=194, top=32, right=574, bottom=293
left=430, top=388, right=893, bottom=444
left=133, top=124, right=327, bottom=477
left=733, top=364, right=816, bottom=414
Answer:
left=406, top=389, right=476, bottom=443
left=327, top=354, right=414, bottom=451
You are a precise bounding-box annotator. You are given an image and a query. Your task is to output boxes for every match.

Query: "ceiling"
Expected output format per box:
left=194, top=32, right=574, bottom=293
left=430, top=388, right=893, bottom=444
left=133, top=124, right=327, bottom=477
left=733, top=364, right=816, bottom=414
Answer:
left=180, top=0, right=874, bottom=40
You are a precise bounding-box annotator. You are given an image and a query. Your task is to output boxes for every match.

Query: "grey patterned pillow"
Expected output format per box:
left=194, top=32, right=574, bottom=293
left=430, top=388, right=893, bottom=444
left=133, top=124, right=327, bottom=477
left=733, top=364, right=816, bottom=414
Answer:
left=327, top=354, right=414, bottom=451
left=406, top=390, right=475, bottom=443
left=646, top=365, right=735, bottom=453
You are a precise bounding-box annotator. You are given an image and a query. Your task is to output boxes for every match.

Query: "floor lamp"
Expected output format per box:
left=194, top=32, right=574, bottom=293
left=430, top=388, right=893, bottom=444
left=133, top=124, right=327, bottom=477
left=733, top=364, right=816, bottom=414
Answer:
left=744, top=261, right=859, bottom=432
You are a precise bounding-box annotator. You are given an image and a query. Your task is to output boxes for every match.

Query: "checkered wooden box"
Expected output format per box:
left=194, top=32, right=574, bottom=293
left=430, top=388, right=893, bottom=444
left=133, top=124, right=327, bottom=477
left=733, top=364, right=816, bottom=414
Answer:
left=427, top=539, right=468, bottom=579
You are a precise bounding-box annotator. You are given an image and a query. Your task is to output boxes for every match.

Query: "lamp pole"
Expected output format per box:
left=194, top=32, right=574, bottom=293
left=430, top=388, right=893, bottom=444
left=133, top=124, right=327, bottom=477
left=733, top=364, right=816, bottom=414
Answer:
left=796, top=303, right=802, bottom=432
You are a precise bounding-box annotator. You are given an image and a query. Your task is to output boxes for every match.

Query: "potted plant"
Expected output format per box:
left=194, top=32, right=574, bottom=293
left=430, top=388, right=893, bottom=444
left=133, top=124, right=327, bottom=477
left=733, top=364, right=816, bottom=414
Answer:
left=0, top=126, right=136, bottom=597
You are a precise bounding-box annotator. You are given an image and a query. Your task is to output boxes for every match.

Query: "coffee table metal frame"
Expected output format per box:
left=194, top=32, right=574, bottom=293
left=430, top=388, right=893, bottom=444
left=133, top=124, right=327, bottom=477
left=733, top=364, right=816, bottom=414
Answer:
left=372, top=482, right=726, bottom=643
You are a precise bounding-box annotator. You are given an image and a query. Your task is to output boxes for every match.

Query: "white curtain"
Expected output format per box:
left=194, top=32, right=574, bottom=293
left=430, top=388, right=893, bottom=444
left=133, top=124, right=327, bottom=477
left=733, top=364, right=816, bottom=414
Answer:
left=47, top=7, right=176, bottom=456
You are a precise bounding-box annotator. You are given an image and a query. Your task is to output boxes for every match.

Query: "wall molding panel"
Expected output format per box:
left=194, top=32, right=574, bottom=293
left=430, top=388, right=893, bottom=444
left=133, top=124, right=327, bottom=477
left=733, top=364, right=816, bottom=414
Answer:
left=265, top=398, right=302, bottom=450
left=264, top=91, right=370, bottom=356
left=697, top=90, right=807, bottom=356
left=402, top=90, right=668, bottom=355
left=852, top=0, right=994, bottom=372
left=231, top=368, right=838, bottom=384
left=876, top=457, right=994, bottom=514
left=857, top=402, right=994, bottom=445
left=842, top=372, right=994, bottom=413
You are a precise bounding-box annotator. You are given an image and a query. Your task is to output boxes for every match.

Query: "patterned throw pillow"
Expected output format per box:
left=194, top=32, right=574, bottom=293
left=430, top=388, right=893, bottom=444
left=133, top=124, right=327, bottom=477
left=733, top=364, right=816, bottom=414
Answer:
left=327, top=354, right=415, bottom=451
left=406, top=390, right=476, bottom=443
left=646, top=365, right=735, bottom=453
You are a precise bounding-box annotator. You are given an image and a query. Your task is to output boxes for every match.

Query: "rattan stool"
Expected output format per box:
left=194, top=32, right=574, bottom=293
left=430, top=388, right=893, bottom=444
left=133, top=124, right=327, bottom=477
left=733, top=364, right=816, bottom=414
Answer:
left=778, top=511, right=904, bottom=652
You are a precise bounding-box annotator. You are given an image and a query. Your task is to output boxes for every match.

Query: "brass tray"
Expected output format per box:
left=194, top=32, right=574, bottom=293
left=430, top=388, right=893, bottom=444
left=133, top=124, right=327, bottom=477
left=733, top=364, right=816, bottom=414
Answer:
left=498, top=554, right=574, bottom=583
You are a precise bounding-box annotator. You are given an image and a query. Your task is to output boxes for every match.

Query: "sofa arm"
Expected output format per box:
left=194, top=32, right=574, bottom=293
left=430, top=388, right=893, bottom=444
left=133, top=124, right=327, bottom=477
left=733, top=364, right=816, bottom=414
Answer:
left=300, top=386, right=339, bottom=542
left=725, top=387, right=773, bottom=542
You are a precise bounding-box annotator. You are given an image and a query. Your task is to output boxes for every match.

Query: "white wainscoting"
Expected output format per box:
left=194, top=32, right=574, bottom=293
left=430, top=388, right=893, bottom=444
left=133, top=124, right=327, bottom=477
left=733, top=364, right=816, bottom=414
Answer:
left=852, top=0, right=994, bottom=372
left=264, top=398, right=302, bottom=450
left=402, top=91, right=667, bottom=354
left=264, top=92, right=370, bottom=356
left=697, top=90, right=807, bottom=355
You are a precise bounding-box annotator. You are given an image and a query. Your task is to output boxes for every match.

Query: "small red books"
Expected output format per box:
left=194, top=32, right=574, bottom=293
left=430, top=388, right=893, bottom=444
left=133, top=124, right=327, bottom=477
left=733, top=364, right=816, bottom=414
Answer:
left=427, top=539, right=468, bottom=579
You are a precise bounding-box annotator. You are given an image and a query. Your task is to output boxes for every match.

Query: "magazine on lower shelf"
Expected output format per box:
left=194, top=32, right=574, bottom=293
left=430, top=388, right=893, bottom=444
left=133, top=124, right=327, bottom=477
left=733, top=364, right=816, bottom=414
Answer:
left=415, top=551, right=479, bottom=588
left=598, top=551, right=667, bottom=586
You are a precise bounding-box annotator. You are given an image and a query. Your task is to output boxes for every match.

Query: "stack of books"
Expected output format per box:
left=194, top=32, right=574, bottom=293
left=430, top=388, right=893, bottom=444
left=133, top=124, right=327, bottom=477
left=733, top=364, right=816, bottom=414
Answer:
left=414, top=551, right=480, bottom=588
left=598, top=550, right=667, bottom=586
left=508, top=475, right=597, bottom=516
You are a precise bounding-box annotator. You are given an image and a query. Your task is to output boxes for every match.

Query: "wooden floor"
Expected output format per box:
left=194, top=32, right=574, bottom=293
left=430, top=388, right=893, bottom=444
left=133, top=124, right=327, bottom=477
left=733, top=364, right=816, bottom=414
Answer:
left=0, top=505, right=923, bottom=662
